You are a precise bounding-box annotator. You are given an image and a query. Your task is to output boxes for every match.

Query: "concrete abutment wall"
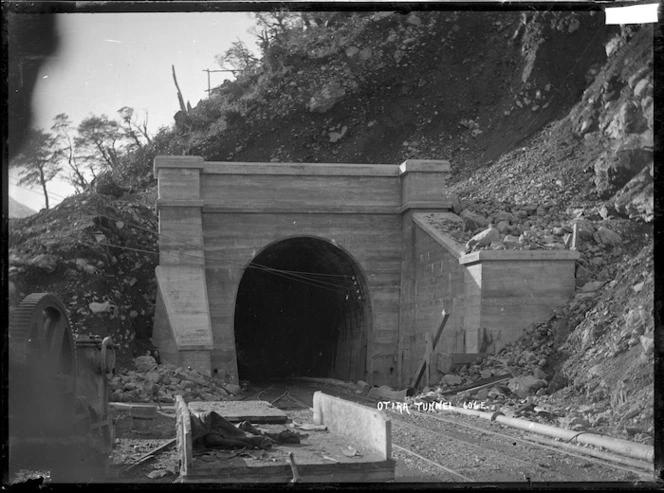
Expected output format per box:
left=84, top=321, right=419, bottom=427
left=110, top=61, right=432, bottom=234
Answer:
left=152, top=156, right=579, bottom=388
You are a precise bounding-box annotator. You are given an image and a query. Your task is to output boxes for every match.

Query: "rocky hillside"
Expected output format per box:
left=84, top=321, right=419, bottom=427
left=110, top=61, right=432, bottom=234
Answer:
left=7, top=11, right=653, bottom=444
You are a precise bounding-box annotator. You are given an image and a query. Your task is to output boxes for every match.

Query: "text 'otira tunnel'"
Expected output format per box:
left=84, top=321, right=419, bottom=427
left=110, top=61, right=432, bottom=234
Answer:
left=151, top=156, right=579, bottom=387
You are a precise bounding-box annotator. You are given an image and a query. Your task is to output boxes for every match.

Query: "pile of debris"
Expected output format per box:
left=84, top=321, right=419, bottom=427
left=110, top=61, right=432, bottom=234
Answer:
left=109, top=356, right=240, bottom=404
left=421, top=200, right=630, bottom=256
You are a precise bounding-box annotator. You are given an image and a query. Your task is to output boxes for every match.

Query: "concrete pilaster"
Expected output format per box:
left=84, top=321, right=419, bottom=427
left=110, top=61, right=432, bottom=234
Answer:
left=152, top=156, right=214, bottom=376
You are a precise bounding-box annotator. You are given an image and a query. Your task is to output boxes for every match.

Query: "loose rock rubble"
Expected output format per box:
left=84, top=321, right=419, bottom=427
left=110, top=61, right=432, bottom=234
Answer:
left=109, top=356, right=241, bottom=404
left=8, top=191, right=159, bottom=366
left=420, top=201, right=639, bottom=265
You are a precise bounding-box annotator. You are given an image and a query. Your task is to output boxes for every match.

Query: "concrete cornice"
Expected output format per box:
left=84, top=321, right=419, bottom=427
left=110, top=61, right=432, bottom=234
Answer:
left=399, top=159, right=452, bottom=174
left=198, top=202, right=454, bottom=215
left=204, top=161, right=400, bottom=176
left=399, top=202, right=454, bottom=214
left=459, top=249, right=581, bottom=265
left=154, top=155, right=205, bottom=175
left=155, top=159, right=453, bottom=177
left=156, top=199, right=205, bottom=210
left=202, top=204, right=401, bottom=214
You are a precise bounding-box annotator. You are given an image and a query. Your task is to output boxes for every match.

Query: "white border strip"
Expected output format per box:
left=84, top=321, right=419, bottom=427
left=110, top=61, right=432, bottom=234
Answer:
left=605, top=4, right=659, bottom=24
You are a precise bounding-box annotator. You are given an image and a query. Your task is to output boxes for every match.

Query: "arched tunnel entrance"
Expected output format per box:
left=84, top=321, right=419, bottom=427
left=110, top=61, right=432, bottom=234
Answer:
left=233, top=237, right=371, bottom=383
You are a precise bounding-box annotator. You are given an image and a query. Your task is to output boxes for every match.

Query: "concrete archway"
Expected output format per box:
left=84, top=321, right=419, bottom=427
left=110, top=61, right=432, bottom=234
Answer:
left=233, top=236, right=371, bottom=382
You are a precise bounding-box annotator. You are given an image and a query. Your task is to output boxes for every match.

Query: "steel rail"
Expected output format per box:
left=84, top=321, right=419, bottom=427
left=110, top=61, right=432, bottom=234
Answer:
left=287, top=381, right=653, bottom=480
left=273, top=382, right=567, bottom=480
left=387, top=410, right=570, bottom=481
left=422, top=411, right=653, bottom=480
left=392, top=444, right=474, bottom=482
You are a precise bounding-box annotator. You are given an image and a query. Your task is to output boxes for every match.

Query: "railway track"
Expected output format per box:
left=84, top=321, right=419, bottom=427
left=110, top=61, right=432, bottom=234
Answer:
left=246, top=380, right=654, bottom=483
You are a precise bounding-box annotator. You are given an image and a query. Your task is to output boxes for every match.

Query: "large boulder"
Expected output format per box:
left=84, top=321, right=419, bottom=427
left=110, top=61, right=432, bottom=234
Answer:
left=547, top=370, right=568, bottom=394
left=308, top=82, right=346, bottom=113
left=466, top=224, right=500, bottom=251
left=134, top=355, right=158, bottom=372
left=613, top=163, right=654, bottom=222
left=492, top=210, right=517, bottom=224
left=89, top=300, right=115, bottom=315
left=460, top=209, right=489, bottom=232
left=593, top=145, right=652, bottom=198
left=441, top=374, right=463, bottom=386
left=604, top=101, right=649, bottom=139
left=594, top=226, right=622, bottom=246
left=575, top=264, right=593, bottom=286
left=27, top=254, right=58, bottom=273
left=507, top=376, right=546, bottom=398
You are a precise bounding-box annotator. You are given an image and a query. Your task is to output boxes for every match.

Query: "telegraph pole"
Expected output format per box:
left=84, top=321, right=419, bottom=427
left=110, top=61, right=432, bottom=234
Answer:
left=203, top=68, right=235, bottom=95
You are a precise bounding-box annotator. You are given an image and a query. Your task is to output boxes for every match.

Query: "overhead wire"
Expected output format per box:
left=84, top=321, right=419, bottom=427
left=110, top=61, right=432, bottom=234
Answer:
left=29, top=229, right=353, bottom=295
left=8, top=177, right=70, bottom=202
left=91, top=212, right=356, bottom=287
left=9, top=195, right=356, bottom=293
left=62, top=235, right=356, bottom=296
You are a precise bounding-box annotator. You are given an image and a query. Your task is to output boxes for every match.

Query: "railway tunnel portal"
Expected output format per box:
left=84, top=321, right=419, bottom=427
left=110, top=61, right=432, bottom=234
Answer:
left=151, top=156, right=579, bottom=387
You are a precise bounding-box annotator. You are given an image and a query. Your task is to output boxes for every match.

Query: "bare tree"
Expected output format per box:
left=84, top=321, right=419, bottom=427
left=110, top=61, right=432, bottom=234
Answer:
left=75, top=114, right=123, bottom=170
left=118, top=106, right=154, bottom=149
left=10, top=129, right=62, bottom=209
left=118, top=106, right=143, bottom=149
left=137, top=110, right=152, bottom=145
left=51, top=113, right=89, bottom=192
left=214, top=39, right=260, bottom=76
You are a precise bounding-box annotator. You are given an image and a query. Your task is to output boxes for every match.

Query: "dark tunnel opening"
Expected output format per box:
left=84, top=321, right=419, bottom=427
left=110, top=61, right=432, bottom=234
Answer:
left=233, top=237, right=370, bottom=383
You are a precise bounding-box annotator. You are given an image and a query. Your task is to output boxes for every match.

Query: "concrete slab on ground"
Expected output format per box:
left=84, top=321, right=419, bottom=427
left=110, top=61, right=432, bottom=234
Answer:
left=313, top=391, right=391, bottom=460
left=187, top=400, right=288, bottom=423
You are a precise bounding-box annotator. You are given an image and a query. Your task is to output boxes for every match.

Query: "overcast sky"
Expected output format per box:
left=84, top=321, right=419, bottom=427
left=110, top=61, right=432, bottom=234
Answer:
left=9, top=11, right=257, bottom=211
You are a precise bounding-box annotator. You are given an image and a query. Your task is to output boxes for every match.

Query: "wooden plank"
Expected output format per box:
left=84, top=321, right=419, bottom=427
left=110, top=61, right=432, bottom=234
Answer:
left=178, top=461, right=395, bottom=483
left=187, top=400, right=288, bottom=424
left=411, top=310, right=450, bottom=389
left=123, top=439, right=176, bottom=472
left=438, top=374, right=512, bottom=395
left=424, top=332, right=432, bottom=389
left=175, top=395, right=192, bottom=478
left=432, top=310, right=449, bottom=349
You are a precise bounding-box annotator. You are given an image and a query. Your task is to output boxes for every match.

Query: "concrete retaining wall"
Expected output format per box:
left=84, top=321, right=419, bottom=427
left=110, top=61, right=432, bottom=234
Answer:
left=459, top=250, right=580, bottom=354
left=398, top=213, right=467, bottom=385
left=397, top=214, right=580, bottom=385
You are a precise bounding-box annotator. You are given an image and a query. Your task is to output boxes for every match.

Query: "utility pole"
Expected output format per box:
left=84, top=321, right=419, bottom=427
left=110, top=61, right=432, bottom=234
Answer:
left=202, top=68, right=235, bottom=95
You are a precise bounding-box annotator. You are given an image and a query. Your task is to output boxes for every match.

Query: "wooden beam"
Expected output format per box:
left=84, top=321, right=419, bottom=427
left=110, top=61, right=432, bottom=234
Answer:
left=411, top=310, right=450, bottom=389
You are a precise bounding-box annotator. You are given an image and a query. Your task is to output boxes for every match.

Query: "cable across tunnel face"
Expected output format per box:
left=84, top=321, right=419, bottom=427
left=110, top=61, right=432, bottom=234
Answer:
left=233, top=237, right=370, bottom=382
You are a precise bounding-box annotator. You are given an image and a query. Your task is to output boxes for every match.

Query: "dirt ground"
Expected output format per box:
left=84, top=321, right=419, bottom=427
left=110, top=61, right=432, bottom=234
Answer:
left=93, top=383, right=654, bottom=484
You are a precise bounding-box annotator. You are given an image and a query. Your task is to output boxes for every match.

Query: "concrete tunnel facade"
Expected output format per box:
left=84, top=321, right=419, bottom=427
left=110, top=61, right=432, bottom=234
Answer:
left=151, top=156, right=579, bottom=387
